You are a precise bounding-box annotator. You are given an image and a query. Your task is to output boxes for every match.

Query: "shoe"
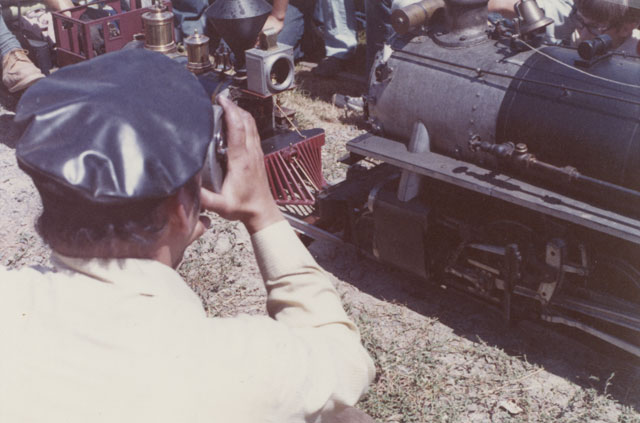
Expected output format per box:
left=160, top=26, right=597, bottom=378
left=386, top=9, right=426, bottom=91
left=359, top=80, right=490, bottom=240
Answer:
left=311, top=57, right=345, bottom=78
left=2, top=49, right=45, bottom=93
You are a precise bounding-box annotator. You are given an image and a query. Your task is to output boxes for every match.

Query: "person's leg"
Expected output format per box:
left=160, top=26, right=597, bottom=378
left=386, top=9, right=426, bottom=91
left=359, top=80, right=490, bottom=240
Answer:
left=365, top=0, right=394, bottom=73
left=273, top=0, right=306, bottom=59
left=171, top=0, right=208, bottom=42
left=320, top=0, right=357, bottom=59
left=0, top=9, right=22, bottom=57
left=312, top=0, right=357, bottom=76
left=1, top=6, right=45, bottom=92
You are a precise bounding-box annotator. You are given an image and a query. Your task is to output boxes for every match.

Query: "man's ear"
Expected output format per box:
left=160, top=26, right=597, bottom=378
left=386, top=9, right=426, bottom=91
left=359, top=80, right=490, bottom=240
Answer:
left=166, top=188, right=193, bottom=233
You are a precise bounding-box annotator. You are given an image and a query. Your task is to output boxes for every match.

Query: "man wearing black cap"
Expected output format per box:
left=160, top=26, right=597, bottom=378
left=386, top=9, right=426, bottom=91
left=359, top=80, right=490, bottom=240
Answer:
left=0, top=49, right=375, bottom=422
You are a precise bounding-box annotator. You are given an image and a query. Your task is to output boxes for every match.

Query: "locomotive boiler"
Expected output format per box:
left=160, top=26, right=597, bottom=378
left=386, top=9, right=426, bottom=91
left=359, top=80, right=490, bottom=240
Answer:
left=308, top=0, right=640, bottom=357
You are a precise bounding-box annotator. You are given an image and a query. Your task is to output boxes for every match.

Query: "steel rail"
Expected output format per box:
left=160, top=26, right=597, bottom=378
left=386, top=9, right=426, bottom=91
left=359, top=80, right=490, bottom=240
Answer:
left=542, top=314, right=640, bottom=358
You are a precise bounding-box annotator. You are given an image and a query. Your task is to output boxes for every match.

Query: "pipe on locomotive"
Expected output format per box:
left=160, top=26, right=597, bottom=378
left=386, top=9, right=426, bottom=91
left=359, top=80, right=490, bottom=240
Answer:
left=391, top=0, right=445, bottom=35
left=469, top=138, right=640, bottom=215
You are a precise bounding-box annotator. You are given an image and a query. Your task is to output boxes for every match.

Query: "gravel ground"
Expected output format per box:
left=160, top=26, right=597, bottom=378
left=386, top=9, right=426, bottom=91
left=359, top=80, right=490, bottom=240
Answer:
left=1, top=71, right=639, bottom=422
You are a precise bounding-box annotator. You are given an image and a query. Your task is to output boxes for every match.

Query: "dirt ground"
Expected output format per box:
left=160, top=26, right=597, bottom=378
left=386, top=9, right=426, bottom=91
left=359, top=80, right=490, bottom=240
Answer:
left=1, top=67, right=639, bottom=422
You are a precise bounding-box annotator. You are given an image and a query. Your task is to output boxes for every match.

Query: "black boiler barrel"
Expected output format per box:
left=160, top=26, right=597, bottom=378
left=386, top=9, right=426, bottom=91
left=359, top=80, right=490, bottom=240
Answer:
left=496, top=47, right=640, bottom=191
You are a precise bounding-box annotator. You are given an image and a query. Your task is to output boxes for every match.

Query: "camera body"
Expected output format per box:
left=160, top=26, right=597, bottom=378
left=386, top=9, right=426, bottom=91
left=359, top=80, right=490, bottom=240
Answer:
left=201, top=105, right=227, bottom=193
left=577, top=34, right=613, bottom=61
left=198, top=42, right=296, bottom=193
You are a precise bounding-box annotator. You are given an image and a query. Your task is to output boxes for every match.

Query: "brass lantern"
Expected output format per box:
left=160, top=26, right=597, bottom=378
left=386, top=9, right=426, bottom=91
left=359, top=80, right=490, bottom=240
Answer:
left=185, top=30, right=212, bottom=74
left=142, top=2, right=176, bottom=53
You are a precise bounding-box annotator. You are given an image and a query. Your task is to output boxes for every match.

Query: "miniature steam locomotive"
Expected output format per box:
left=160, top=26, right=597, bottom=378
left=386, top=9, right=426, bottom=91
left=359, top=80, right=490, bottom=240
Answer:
left=47, top=0, right=639, bottom=357
left=309, top=0, right=640, bottom=357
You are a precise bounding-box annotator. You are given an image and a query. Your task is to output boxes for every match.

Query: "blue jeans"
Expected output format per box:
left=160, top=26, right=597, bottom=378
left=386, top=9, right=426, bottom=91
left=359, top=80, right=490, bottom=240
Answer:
left=316, top=0, right=357, bottom=59
left=275, top=0, right=359, bottom=61
left=171, top=0, right=208, bottom=42
left=0, top=7, right=22, bottom=59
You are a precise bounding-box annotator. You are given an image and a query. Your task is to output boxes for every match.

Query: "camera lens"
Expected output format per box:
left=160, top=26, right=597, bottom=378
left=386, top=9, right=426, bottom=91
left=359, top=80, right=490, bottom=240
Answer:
left=578, top=34, right=612, bottom=60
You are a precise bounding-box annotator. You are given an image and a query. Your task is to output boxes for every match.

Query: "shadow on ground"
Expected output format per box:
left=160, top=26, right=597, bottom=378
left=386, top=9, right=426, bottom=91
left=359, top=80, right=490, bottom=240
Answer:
left=0, top=114, right=21, bottom=149
left=0, top=85, right=19, bottom=110
left=0, top=88, right=20, bottom=149
left=309, top=238, right=640, bottom=412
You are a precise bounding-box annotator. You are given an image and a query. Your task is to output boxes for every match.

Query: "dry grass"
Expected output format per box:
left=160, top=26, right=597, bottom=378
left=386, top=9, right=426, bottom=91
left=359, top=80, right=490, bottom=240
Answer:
left=277, top=65, right=368, bottom=183
left=2, top=59, right=639, bottom=423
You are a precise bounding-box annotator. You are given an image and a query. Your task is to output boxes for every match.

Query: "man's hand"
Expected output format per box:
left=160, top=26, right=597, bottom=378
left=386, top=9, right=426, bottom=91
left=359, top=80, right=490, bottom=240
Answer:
left=44, top=0, right=74, bottom=15
left=261, top=14, right=285, bottom=36
left=256, top=0, right=288, bottom=46
left=200, top=95, right=283, bottom=235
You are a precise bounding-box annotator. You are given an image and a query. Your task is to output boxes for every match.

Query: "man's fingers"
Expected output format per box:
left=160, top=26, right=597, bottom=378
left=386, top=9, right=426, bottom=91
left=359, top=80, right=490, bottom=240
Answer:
left=245, top=111, right=262, bottom=153
left=207, top=96, right=273, bottom=231
left=216, top=94, right=254, bottom=129
left=217, top=95, right=244, bottom=146
left=216, top=95, right=260, bottom=160
left=221, top=97, right=260, bottom=156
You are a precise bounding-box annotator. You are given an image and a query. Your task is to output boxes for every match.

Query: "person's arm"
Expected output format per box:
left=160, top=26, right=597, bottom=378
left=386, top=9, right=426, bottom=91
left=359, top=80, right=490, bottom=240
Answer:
left=44, top=0, right=74, bottom=11
left=199, top=96, right=358, bottom=330
left=488, top=0, right=518, bottom=18
left=199, top=96, right=375, bottom=417
left=270, top=0, right=288, bottom=21
left=262, top=0, right=288, bottom=36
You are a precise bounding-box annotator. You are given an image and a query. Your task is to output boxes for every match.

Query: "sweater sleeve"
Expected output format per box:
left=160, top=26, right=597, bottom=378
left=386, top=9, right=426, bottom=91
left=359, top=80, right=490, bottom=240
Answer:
left=249, top=220, right=376, bottom=419
left=251, top=220, right=358, bottom=331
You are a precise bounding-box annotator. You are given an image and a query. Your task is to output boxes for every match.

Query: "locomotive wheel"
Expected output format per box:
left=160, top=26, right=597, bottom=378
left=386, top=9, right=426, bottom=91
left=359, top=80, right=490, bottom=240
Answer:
left=468, top=219, right=541, bottom=291
left=587, top=256, right=640, bottom=305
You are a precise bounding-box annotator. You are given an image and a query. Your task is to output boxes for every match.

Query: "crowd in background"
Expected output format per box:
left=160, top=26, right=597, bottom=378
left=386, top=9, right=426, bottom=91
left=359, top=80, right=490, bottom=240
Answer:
left=3, top=0, right=640, bottom=96
left=4, top=0, right=640, bottom=95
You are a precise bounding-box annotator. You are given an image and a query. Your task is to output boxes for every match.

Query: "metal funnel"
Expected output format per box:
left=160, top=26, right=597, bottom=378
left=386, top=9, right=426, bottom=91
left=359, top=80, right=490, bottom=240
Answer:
left=205, top=0, right=271, bottom=72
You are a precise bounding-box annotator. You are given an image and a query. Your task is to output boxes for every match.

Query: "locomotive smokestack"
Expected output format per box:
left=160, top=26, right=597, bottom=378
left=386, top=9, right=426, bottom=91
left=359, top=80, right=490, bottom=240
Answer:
left=444, top=0, right=488, bottom=42
left=205, top=0, right=272, bottom=74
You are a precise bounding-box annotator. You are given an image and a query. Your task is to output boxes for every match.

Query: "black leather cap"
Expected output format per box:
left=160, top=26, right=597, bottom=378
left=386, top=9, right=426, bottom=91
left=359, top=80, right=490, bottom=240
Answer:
left=15, top=48, right=213, bottom=204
